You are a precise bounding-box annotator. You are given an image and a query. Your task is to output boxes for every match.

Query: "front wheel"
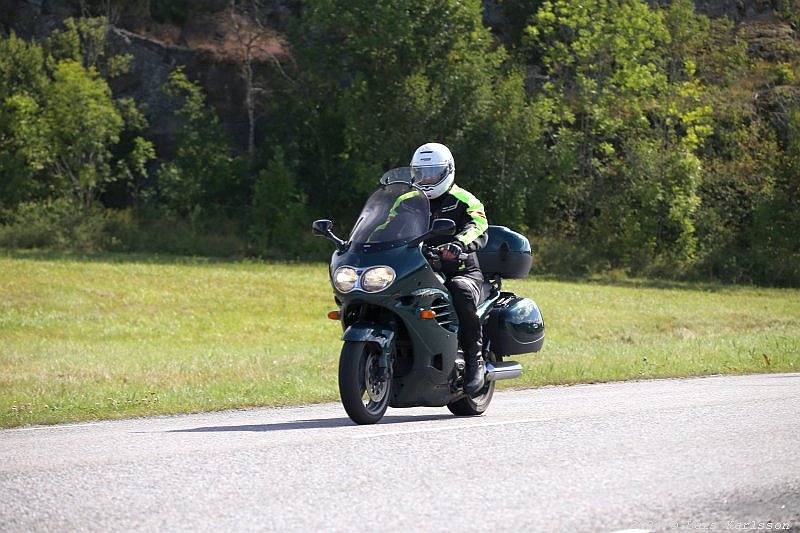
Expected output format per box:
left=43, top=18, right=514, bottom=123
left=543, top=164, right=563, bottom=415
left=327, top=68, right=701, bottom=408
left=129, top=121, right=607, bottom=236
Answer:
left=338, top=341, right=392, bottom=424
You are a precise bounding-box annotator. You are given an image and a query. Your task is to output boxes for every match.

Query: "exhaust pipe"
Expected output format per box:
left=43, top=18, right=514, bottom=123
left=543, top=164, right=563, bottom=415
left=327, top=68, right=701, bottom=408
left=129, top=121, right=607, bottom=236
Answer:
left=485, top=361, right=522, bottom=381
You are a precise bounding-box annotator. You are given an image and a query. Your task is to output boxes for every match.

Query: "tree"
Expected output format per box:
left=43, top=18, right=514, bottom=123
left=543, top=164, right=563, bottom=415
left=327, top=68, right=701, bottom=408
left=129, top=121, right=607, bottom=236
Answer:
left=158, top=67, right=237, bottom=216
left=500, top=0, right=548, bottom=48
left=0, top=32, right=47, bottom=100
left=41, top=60, right=125, bottom=209
left=455, top=69, right=544, bottom=230
left=248, top=148, right=307, bottom=253
left=746, top=106, right=800, bottom=285
left=0, top=20, right=153, bottom=211
left=523, top=0, right=713, bottom=271
left=678, top=4, right=772, bottom=282
left=111, top=98, right=157, bottom=206
left=0, top=33, right=49, bottom=207
left=282, top=0, right=536, bottom=227
left=46, top=16, right=109, bottom=70
left=227, top=0, right=291, bottom=157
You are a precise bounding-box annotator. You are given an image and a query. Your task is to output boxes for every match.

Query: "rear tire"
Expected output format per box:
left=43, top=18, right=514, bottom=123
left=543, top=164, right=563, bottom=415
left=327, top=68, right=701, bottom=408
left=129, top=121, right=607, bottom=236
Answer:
left=447, top=353, right=496, bottom=416
left=338, top=341, right=391, bottom=424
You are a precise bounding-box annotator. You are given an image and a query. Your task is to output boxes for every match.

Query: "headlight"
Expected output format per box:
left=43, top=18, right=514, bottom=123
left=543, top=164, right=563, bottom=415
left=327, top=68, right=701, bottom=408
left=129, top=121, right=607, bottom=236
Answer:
left=361, top=266, right=395, bottom=293
left=333, top=266, right=358, bottom=293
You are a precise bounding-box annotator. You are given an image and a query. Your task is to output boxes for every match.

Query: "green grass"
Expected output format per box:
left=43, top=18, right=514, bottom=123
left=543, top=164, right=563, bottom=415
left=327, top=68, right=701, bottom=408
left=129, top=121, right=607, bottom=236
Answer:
left=1, top=251, right=799, bottom=427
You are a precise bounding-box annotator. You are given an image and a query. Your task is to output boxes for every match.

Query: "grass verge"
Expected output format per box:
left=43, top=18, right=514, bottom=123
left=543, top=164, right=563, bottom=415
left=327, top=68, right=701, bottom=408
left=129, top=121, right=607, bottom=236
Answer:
left=1, top=251, right=798, bottom=427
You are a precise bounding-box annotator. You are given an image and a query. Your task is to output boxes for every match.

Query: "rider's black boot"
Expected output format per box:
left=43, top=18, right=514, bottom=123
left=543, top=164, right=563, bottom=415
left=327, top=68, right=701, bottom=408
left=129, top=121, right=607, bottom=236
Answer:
left=464, top=355, right=485, bottom=395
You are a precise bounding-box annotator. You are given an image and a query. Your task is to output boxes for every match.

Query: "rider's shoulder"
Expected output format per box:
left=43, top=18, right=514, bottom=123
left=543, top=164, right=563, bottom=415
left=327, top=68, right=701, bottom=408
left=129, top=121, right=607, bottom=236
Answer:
left=448, top=184, right=481, bottom=204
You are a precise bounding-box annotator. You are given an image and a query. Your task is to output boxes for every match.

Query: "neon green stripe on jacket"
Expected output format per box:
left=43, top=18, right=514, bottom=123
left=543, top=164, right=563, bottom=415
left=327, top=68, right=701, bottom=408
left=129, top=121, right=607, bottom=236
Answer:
left=449, top=185, right=488, bottom=247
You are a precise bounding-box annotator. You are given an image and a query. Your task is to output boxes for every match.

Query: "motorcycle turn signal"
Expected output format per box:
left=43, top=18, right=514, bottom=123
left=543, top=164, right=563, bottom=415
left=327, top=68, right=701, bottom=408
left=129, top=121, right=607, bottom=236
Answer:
left=327, top=310, right=340, bottom=320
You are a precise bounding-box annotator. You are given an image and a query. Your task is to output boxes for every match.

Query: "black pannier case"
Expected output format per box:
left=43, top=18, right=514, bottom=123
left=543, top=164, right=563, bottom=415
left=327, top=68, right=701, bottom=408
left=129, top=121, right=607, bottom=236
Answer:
left=486, top=293, right=545, bottom=356
left=476, top=225, right=532, bottom=279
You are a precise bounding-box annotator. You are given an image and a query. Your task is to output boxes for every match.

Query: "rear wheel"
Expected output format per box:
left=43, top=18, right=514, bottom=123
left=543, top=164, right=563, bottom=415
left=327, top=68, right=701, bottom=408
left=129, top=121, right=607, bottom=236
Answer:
left=447, top=353, right=496, bottom=416
left=338, top=341, right=392, bottom=424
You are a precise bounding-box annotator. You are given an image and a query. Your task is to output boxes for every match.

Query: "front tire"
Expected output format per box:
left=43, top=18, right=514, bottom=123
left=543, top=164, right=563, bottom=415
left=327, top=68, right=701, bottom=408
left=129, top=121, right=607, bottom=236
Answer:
left=338, top=341, right=392, bottom=424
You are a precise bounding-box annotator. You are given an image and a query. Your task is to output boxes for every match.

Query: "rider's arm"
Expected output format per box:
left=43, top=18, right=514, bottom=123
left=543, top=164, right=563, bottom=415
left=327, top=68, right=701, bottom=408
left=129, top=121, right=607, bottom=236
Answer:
left=450, top=186, right=489, bottom=253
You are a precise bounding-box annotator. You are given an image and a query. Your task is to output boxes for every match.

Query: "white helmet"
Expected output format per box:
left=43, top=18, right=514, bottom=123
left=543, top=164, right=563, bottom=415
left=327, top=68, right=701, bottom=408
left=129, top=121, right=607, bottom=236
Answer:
left=410, top=142, right=455, bottom=199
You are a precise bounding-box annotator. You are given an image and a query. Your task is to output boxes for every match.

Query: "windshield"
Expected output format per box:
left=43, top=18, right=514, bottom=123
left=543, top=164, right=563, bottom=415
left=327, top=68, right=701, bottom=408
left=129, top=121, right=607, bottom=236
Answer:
left=348, top=181, right=430, bottom=252
left=379, top=166, right=413, bottom=185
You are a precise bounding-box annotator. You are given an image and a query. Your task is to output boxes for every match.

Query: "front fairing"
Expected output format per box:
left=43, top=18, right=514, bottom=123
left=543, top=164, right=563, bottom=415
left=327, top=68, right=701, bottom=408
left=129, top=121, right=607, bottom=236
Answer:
left=330, top=242, right=455, bottom=357
left=331, top=244, right=439, bottom=301
left=329, top=178, right=456, bottom=361
left=330, top=178, right=442, bottom=302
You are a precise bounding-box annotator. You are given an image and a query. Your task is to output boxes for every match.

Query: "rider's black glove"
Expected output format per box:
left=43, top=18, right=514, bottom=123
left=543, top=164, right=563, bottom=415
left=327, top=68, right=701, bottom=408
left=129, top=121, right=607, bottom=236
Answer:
left=438, top=241, right=465, bottom=261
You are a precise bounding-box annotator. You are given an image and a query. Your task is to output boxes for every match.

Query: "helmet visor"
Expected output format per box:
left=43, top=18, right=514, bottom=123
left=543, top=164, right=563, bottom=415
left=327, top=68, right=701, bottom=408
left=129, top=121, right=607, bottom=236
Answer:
left=411, top=164, right=450, bottom=186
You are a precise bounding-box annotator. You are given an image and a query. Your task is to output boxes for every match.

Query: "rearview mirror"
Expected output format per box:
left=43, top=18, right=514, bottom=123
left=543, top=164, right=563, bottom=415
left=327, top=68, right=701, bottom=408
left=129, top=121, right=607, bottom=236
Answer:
left=312, top=219, right=333, bottom=237
left=312, top=219, right=346, bottom=252
left=430, top=218, right=456, bottom=236
left=407, top=218, right=457, bottom=248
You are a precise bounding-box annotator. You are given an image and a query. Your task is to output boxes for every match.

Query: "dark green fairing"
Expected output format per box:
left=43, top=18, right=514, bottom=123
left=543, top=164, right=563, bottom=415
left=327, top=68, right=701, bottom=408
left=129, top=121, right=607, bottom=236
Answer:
left=331, top=244, right=499, bottom=407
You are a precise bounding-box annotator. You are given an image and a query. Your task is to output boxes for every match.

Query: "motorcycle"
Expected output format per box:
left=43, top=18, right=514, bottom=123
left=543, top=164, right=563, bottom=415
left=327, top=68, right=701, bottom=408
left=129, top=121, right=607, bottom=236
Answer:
left=312, top=168, right=545, bottom=424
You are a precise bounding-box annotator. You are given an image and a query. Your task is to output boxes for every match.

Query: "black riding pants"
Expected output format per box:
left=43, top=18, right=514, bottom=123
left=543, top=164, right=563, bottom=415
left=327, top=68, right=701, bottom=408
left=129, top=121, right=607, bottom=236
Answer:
left=445, top=275, right=483, bottom=361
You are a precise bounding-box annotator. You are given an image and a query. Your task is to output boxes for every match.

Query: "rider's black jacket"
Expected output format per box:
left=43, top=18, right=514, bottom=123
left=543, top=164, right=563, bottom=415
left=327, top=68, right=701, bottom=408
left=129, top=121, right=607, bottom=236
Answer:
left=425, top=184, right=489, bottom=281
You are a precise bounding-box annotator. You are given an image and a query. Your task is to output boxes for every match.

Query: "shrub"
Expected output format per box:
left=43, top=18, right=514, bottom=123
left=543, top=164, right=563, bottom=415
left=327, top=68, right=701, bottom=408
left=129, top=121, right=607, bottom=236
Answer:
left=0, top=199, right=113, bottom=252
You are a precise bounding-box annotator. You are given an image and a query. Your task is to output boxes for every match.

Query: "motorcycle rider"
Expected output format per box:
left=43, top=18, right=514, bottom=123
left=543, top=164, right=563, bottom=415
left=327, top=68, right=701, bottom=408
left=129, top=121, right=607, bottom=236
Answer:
left=410, top=142, right=489, bottom=395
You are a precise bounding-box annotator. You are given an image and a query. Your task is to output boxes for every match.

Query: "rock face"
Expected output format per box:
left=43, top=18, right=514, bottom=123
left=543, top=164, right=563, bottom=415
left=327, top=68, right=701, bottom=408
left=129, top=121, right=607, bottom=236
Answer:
left=744, top=20, right=800, bottom=61
left=0, top=0, right=74, bottom=37
left=693, top=0, right=777, bottom=20
left=105, top=27, right=239, bottom=151
left=650, top=0, right=796, bottom=21
left=1, top=0, right=294, bottom=153
left=2, top=0, right=798, bottom=154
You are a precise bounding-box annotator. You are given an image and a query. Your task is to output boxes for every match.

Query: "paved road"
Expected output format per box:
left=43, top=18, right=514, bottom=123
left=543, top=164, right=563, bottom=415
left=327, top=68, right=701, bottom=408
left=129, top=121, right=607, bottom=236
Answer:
left=1, top=373, right=799, bottom=532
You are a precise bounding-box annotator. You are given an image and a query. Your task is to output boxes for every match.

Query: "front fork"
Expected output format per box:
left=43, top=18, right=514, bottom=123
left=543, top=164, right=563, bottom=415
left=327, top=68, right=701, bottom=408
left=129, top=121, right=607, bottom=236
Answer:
left=341, top=322, right=395, bottom=378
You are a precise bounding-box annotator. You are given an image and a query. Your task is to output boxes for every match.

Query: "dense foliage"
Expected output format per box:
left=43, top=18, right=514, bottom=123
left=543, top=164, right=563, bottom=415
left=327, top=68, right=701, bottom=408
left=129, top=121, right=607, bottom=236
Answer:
left=1, top=0, right=799, bottom=284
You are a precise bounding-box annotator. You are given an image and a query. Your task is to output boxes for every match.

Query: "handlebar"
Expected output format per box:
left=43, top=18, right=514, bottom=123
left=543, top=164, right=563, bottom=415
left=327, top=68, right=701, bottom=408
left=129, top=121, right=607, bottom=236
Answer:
left=422, top=246, right=469, bottom=261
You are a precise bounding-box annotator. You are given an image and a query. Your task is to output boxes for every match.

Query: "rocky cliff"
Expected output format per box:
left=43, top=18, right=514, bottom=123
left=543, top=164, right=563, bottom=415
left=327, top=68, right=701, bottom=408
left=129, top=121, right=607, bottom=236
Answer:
left=2, top=0, right=798, bottom=153
left=1, top=0, right=296, bottom=151
left=666, top=0, right=794, bottom=20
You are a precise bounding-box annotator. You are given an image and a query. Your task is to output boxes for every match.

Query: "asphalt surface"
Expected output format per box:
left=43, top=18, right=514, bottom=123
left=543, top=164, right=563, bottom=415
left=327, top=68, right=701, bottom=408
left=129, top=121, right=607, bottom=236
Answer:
left=1, top=373, right=799, bottom=532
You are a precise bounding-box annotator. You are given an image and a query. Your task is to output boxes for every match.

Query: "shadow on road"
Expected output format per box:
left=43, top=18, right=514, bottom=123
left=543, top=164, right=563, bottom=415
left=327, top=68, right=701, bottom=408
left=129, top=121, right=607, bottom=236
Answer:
left=167, top=413, right=453, bottom=433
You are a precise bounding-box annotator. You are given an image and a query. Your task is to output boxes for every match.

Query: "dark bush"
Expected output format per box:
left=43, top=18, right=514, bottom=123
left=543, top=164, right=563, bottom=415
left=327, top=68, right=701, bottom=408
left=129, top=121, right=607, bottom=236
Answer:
left=149, top=0, right=189, bottom=24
